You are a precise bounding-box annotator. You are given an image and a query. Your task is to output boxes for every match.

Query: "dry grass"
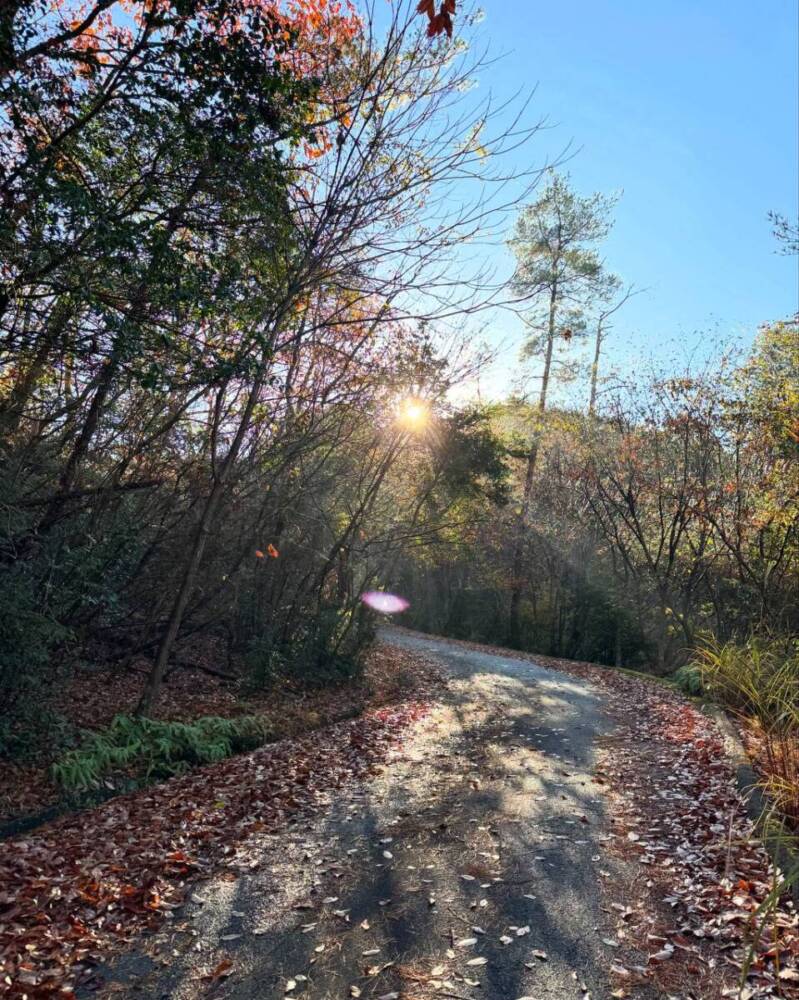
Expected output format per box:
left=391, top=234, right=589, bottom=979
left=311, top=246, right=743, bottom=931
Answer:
left=743, top=724, right=799, bottom=828
left=694, top=635, right=799, bottom=830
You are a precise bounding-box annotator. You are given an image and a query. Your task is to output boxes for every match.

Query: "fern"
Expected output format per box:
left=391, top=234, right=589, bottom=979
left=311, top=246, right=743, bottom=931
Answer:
left=52, top=714, right=273, bottom=791
left=673, top=663, right=704, bottom=696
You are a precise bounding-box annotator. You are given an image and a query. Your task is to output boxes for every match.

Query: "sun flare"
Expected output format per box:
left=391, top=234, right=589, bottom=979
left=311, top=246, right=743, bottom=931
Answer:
left=396, top=396, right=430, bottom=431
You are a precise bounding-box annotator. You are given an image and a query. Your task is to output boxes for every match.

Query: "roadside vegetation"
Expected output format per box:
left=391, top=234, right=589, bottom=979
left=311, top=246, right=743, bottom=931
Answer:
left=0, top=0, right=519, bottom=812
left=397, top=320, right=798, bottom=677
left=50, top=714, right=274, bottom=792
left=690, top=636, right=799, bottom=827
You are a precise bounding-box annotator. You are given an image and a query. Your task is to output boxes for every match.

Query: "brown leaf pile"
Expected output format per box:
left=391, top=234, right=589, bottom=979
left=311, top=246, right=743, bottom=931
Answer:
left=596, top=675, right=799, bottom=999
left=0, top=700, right=431, bottom=997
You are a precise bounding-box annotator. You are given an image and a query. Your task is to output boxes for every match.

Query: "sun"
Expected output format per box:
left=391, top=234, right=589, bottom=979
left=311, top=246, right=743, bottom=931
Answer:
left=396, top=396, right=430, bottom=431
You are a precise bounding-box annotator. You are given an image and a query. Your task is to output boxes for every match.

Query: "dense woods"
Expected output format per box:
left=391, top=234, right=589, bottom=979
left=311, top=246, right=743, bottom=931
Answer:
left=399, top=321, right=799, bottom=671
left=1, top=0, right=527, bottom=727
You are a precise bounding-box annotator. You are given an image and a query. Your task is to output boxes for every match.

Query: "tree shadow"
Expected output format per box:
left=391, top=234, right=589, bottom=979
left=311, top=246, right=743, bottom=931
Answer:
left=86, top=645, right=639, bottom=999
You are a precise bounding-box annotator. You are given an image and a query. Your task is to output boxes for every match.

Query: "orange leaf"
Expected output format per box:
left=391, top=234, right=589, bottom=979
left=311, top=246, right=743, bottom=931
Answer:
left=206, top=958, right=234, bottom=980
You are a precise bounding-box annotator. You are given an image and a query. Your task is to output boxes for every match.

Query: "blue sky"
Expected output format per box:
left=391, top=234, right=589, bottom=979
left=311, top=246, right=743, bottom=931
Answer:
left=452, top=0, right=799, bottom=399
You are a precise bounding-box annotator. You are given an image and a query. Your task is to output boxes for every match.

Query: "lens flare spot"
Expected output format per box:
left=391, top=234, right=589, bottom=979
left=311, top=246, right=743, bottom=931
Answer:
left=361, top=591, right=410, bottom=615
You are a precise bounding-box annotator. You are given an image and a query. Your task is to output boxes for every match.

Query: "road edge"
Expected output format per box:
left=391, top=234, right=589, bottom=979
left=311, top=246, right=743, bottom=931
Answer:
left=702, top=704, right=799, bottom=908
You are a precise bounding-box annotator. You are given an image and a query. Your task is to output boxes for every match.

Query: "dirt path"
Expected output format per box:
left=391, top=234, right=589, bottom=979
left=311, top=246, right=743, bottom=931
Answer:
left=88, top=630, right=663, bottom=1000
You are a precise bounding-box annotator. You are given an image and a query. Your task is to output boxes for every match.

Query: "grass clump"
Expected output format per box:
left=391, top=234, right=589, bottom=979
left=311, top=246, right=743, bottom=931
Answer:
left=52, top=713, right=273, bottom=792
left=693, top=635, right=799, bottom=826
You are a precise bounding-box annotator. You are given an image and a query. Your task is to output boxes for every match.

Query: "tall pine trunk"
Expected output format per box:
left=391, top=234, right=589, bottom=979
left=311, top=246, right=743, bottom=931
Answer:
left=588, top=320, right=604, bottom=416
left=508, top=283, right=557, bottom=646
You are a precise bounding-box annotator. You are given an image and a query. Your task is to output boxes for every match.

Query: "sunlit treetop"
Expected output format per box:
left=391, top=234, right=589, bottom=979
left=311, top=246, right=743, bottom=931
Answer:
left=6, top=0, right=360, bottom=74
left=3, top=0, right=361, bottom=134
left=1, top=0, right=459, bottom=192
left=1, top=0, right=363, bottom=206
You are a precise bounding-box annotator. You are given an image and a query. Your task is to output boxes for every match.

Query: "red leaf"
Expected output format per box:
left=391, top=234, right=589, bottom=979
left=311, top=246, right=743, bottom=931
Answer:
left=419, top=1, right=455, bottom=38
left=206, top=957, right=233, bottom=980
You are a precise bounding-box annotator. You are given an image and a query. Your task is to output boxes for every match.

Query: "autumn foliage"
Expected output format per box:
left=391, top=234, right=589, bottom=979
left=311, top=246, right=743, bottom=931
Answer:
left=1, top=1, right=796, bottom=995
left=417, top=0, right=456, bottom=37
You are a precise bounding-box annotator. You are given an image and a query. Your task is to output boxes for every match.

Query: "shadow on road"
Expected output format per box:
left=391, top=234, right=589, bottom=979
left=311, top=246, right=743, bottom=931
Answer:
left=87, top=631, right=647, bottom=1000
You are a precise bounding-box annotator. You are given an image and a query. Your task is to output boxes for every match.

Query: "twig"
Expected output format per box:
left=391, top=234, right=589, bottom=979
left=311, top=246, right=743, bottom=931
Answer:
left=445, top=906, right=474, bottom=926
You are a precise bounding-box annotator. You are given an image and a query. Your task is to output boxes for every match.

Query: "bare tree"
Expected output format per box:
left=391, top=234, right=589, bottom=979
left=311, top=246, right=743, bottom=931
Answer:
left=588, top=281, right=639, bottom=415
left=136, top=0, right=546, bottom=711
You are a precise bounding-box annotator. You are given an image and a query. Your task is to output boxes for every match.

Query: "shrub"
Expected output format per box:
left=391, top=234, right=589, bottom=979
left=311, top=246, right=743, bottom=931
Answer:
left=0, top=488, right=144, bottom=730
left=0, top=566, right=71, bottom=721
left=673, top=663, right=704, bottom=696
left=246, top=604, right=374, bottom=690
left=295, top=606, right=368, bottom=684
left=693, top=635, right=799, bottom=825
left=51, top=713, right=273, bottom=791
left=0, top=708, right=76, bottom=761
left=244, top=638, right=287, bottom=691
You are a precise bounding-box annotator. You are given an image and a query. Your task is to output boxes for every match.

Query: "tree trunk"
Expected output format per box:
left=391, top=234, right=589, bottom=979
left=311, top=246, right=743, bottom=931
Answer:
left=37, top=353, right=119, bottom=533
left=588, top=321, right=604, bottom=416
left=136, top=368, right=267, bottom=715
left=508, top=283, right=558, bottom=646
left=538, top=285, right=557, bottom=414
left=38, top=172, right=208, bottom=539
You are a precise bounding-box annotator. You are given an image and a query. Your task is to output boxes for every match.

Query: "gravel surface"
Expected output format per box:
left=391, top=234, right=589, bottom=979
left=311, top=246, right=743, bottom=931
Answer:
left=87, top=630, right=659, bottom=1000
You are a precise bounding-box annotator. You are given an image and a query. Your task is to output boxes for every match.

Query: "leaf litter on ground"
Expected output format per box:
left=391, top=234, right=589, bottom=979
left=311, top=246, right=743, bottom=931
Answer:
left=0, top=670, right=435, bottom=997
